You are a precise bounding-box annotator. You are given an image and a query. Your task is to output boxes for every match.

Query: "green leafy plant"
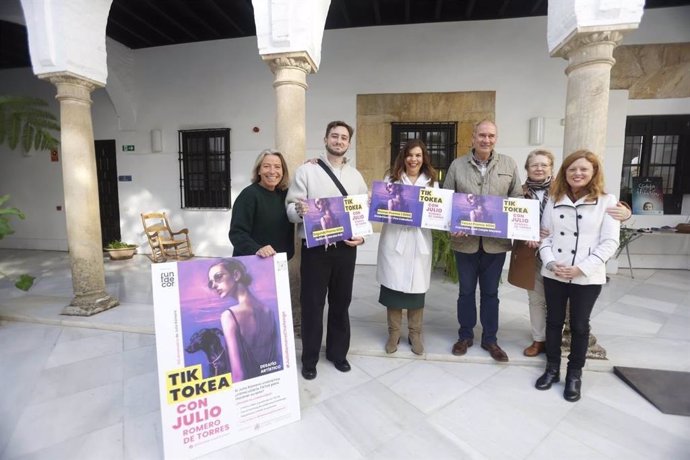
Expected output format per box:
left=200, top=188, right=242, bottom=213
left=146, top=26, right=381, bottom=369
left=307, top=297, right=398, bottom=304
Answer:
left=614, top=226, right=643, bottom=259
left=0, top=95, right=58, bottom=291
left=0, top=194, right=24, bottom=239
left=105, top=240, right=137, bottom=250
left=0, top=195, right=34, bottom=291
left=432, top=230, right=458, bottom=283
left=0, top=96, right=60, bottom=152
left=14, top=274, right=36, bottom=291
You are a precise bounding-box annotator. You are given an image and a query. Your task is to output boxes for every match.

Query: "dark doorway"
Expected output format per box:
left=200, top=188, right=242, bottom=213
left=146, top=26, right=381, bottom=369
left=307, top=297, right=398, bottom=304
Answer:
left=94, top=140, right=121, bottom=246
left=391, top=122, right=457, bottom=183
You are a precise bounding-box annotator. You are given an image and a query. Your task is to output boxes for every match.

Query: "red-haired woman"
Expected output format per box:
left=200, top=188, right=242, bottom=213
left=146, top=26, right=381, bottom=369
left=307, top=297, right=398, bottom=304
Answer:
left=535, top=150, right=620, bottom=402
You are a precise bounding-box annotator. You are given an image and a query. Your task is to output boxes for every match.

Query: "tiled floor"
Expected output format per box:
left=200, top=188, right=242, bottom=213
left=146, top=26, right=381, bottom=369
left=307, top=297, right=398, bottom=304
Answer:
left=1, top=249, right=689, bottom=459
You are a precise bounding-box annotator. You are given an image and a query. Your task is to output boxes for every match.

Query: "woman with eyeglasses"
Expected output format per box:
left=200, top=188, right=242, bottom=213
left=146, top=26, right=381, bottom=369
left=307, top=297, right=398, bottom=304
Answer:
left=209, top=258, right=282, bottom=382
left=229, top=149, right=294, bottom=260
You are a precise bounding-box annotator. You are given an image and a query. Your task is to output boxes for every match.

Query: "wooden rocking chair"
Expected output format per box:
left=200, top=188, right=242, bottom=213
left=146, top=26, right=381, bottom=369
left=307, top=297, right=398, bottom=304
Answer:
left=141, top=212, right=193, bottom=262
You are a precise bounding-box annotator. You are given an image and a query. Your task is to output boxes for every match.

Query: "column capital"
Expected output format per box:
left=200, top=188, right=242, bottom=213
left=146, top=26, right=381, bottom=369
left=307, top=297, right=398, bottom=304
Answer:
left=552, top=29, right=625, bottom=59
left=40, top=71, right=103, bottom=104
left=553, top=30, right=627, bottom=76
left=263, top=52, right=316, bottom=76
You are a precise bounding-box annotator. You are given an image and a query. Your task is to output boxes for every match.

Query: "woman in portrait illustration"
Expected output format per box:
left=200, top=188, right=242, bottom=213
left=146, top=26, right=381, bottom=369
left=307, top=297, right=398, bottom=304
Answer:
left=314, top=198, right=340, bottom=245
left=384, top=182, right=406, bottom=223
left=209, top=258, right=282, bottom=382
left=466, top=194, right=487, bottom=235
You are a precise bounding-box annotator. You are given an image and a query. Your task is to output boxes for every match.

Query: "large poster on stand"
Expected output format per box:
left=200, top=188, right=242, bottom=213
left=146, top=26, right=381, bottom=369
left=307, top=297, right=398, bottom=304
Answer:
left=151, top=254, right=300, bottom=459
left=368, top=181, right=454, bottom=230
left=450, top=193, right=539, bottom=242
left=303, top=194, right=372, bottom=248
left=632, top=176, right=664, bottom=215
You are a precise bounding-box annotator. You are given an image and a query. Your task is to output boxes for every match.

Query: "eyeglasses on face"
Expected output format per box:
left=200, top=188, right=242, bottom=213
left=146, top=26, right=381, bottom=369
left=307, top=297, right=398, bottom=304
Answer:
left=208, top=271, right=226, bottom=289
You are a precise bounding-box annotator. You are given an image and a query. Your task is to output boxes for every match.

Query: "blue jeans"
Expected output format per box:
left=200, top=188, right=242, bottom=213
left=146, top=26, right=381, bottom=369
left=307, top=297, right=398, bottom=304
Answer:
left=454, top=248, right=506, bottom=344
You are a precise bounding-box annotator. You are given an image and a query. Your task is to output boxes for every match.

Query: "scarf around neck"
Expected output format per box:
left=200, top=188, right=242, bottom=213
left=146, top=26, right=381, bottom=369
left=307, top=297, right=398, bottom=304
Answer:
left=525, top=176, right=551, bottom=217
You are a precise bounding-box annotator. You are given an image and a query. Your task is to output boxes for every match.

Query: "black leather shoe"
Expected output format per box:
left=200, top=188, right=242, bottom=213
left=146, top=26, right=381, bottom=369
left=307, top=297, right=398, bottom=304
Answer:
left=332, top=359, right=351, bottom=372
left=301, top=366, right=317, bottom=380
left=564, top=370, right=582, bottom=402
left=535, top=364, right=560, bottom=390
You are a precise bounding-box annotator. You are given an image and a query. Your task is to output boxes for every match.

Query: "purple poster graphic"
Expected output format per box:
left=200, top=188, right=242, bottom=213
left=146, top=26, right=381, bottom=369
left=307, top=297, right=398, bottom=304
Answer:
left=304, top=194, right=372, bottom=248
left=151, top=254, right=300, bottom=459
left=369, top=181, right=422, bottom=227
left=450, top=194, right=539, bottom=241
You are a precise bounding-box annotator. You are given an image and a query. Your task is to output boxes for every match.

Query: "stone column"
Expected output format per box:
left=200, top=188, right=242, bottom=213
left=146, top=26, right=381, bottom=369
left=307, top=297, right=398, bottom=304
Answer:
left=554, top=31, right=624, bottom=156
left=553, top=31, right=626, bottom=359
left=263, top=52, right=316, bottom=173
left=263, top=52, right=316, bottom=336
left=42, top=72, right=119, bottom=316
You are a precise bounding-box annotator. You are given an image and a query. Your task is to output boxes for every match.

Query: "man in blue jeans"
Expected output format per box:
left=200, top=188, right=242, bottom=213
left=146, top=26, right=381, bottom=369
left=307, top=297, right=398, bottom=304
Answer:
left=443, top=120, right=522, bottom=362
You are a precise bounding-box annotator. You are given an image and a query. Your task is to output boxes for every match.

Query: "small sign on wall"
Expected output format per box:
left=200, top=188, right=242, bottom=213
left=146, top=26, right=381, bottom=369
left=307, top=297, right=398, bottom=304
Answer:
left=50, top=149, right=59, bottom=162
left=122, top=145, right=135, bottom=152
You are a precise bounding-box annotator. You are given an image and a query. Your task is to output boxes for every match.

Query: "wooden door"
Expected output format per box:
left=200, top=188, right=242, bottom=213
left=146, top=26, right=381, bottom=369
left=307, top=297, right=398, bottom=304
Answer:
left=94, top=140, right=121, bottom=246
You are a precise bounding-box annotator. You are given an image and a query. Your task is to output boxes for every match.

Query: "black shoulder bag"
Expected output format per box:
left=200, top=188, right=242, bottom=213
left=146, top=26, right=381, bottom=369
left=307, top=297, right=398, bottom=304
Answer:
left=317, top=159, right=349, bottom=196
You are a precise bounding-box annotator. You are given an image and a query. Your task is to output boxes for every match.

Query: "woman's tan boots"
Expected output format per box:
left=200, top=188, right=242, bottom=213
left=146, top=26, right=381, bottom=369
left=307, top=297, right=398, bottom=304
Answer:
left=386, top=308, right=402, bottom=353
left=407, top=309, right=424, bottom=355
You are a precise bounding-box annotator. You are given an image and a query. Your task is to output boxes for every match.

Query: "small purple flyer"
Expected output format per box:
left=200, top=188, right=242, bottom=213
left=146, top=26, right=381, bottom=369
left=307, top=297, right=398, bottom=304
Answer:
left=450, top=194, right=539, bottom=241
left=369, top=181, right=454, bottom=230
left=304, top=194, right=372, bottom=248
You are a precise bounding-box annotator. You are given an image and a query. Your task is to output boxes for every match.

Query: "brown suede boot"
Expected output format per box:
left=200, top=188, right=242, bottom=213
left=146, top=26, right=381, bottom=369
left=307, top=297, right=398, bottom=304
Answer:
left=385, top=308, right=402, bottom=353
left=407, top=308, right=424, bottom=355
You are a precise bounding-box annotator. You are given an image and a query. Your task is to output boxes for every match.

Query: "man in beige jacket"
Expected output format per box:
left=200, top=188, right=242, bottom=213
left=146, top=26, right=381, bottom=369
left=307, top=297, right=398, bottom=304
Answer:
left=443, top=120, right=522, bottom=362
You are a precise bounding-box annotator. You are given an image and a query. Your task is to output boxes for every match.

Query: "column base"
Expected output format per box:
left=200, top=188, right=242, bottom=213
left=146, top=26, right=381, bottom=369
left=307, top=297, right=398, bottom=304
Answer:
left=561, top=334, right=608, bottom=359
left=61, top=292, right=120, bottom=316
left=562, top=304, right=607, bottom=360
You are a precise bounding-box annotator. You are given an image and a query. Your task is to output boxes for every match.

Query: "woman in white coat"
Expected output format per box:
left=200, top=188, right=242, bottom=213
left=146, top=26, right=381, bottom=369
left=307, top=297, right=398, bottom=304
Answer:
left=535, top=150, right=620, bottom=402
left=377, top=140, right=438, bottom=355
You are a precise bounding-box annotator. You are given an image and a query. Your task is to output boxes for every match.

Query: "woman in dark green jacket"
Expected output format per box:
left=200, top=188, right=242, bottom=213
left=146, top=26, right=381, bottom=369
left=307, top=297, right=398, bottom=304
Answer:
left=229, top=149, right=294, bottom=260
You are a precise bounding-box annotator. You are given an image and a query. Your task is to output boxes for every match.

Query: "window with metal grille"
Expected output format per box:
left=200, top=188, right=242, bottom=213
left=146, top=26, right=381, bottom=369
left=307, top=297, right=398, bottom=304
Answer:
left=620, top=115, right=689, bottom=215
left=391, top=122, right=457, bottom=183
left=178, top=128, right=231, bottom=209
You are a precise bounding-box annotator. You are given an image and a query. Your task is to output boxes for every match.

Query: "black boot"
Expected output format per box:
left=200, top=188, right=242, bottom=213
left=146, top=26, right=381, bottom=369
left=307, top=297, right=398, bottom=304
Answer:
left=563, top=369, right=582, bottom=402
left=535, top=363, right=560, bottom=390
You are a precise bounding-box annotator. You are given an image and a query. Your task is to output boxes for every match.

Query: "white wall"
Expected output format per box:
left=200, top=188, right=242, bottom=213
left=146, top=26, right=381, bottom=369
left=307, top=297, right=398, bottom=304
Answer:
left=1, top=7, right=688, bottom=260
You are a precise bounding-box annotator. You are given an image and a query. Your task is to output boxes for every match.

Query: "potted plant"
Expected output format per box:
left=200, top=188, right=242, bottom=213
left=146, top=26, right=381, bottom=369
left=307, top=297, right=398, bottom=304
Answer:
left=105, top=240, right=138, bottom=260
left=432, top=230, right=458, bottom=283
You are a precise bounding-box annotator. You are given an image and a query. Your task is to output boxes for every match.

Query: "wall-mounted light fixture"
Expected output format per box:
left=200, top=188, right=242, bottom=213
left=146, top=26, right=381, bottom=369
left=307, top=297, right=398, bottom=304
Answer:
left=529, top=117, right=545, bottom=145
left=151, top=129, right=163, bottom=152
